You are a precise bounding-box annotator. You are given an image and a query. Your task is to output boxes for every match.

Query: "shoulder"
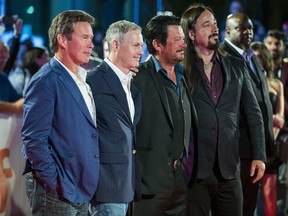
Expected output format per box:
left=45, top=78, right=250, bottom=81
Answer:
left=0, top=71, right=8, bottom=80
left=218, top=49, right=245, bottom=66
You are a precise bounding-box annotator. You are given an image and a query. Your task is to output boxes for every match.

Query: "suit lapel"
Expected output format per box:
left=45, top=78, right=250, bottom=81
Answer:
left=50, top=58, right=96, bottom=127
left=131, top=83, right=141, bottom=124
left=99, top=62, right=132, bottom=124
left=218, top=54, right=231, bottom=102
left=147, top=59, right=174, bottom=129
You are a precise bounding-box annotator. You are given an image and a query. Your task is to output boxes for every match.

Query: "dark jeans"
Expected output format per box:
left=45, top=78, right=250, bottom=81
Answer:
left=26, top=172, right=89, bottom=216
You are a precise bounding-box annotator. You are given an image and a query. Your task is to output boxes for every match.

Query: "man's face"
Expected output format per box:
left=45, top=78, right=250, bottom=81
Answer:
left=264, top=36, right=285, bottom=60
left=159, top=25, right=187, bottom=65
left=117, top=30, right=144, bottom=70
left=190, top=10, right=219, bottom=51
left=226, top=16, right=254, bottom=49
left=65, top=22, right=94, bottom=65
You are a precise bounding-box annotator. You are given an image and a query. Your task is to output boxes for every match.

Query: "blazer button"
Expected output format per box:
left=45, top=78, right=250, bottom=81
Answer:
left=132, top=150, right=136, bottom=154
left=92, top=134, right=97, bottom=139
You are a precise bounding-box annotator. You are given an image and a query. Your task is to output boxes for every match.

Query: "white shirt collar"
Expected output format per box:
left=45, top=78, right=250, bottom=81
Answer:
left=225, top=38, right=245, bottom=56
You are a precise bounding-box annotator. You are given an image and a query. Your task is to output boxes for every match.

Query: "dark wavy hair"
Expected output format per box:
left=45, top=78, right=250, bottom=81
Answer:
left=251, top=41, right=274, bottom=79
left=181, top=3, right=214, bottom=93
left=144, top=15, right=180, bottom=55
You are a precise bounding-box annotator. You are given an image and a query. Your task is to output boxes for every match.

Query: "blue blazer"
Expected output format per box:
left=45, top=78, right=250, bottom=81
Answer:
left=87, top=61, right=141, bottom=203
left=22, top=58, right=99, bottom=203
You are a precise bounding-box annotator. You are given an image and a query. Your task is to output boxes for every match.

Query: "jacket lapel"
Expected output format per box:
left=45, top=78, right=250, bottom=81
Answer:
left=146, top=59, right=174, bottom=129
left=99, top=62, right=132, bottom=124
left=50, top=58, right=96, bottom=127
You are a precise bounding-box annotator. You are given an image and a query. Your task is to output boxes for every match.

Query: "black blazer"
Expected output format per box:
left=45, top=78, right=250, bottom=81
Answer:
left=220, top=41, right=275, bottom=159
left=133, top=57, right=198, bottom=194
left=192, top=50, right=266, bottom=180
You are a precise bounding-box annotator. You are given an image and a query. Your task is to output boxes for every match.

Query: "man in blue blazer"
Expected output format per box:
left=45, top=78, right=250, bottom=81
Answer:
left=21, top=10, right=99, bottom=215
left=86, top=20, right=143, bottom=216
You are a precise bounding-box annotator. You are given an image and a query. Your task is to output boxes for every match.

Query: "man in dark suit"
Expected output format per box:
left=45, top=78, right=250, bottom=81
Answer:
left=86, top=20, right=143, bottom=216
left=21, top=10, right=99, bottom=215
left=132, top=15, right=198, bottom=216
left=181, top=4, right=266, bottom=216
left=220, top=13, right=275, bottom=216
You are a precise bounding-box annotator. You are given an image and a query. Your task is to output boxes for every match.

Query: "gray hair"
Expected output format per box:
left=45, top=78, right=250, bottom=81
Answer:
left=105, top=20, right=141, bottom=51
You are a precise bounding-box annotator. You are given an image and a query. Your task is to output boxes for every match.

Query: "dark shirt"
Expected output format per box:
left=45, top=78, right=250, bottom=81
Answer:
left=152, top=56, right=184, bottom=94
left=199, top=52, right=223, bottom=104
left=0, top=71, right=21, bottom=102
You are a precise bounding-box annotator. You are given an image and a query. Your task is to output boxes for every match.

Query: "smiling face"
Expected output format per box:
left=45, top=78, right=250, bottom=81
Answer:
left=157, top=25, right=187, bottom=65
left=189, top=10, right=219, bottom=51
left=64, top=22, right=94, bottom=65
left=115, top=29, right=143, bottom=72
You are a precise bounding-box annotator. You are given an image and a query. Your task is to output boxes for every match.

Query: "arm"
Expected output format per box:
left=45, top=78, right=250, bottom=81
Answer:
left=241, top=66, right=266, bottom=182
left=21, top=74, right=58, bottom=190
left=3, top=16, right=23, bottom=74
left=0, top=98, right=23, bottom=113
left=272, top=79, right=285, bottom=138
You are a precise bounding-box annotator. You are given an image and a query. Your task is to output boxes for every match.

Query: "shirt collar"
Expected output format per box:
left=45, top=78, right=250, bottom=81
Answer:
left=54, top=57, right=87, bottom=82
left=151, top=55, right=184, bottom=75
left=104, top=58, right=133, bottom=85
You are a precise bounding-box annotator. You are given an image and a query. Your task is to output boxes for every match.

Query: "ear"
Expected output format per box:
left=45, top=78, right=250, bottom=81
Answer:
left=152, top=39, right=161, bottom=52
left=57, top=34, right=67, bottom=48
left=188, top=29, right=196, bottom=41
left=111, top=39, right=120, bottom=51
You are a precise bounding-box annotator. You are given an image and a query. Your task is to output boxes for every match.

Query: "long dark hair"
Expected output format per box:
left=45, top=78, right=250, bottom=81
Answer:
left=181, top=3, right=214, bottom=93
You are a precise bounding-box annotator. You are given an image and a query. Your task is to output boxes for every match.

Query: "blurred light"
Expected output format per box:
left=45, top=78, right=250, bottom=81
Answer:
left=26, top=6, right=34, bottom=14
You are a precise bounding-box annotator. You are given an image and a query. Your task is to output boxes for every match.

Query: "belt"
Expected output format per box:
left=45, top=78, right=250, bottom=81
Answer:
left=170, top=159, right=182, bottom=170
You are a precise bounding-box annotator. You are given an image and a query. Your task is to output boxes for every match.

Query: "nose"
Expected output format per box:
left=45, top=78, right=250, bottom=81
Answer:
left=139, top=46, right=144, bottom=56
left=182, top=41, right=187, bottom=48
left=89, top=40, right=94, bottom=49
left=212, top=23, right=219, bottom=33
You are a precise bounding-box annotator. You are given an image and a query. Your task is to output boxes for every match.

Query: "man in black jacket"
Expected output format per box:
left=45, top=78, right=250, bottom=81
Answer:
left=220, top=13, right=275, bottom=216
left=181, top=4, right=266, bottom=216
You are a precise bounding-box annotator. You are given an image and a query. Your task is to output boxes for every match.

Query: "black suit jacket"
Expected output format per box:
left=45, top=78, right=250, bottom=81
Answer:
left=220, top=41, right=275, bottom=159
left=133, top=57, right=198, bottom=194
left=192, top=50, right=266, bottom=179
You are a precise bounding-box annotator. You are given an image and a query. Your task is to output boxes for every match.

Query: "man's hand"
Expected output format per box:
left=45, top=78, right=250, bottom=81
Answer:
left=12, top=15, right=23, bottom=37
left=130, top=67, right=139, bottom=77
left=0, top=98, right=24, bottom=113
left=250, top=160, right=265, bottom=183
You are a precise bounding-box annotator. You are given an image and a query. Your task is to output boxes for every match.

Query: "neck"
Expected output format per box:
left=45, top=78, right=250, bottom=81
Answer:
left=154, top=55, right=176, bottom=73
left=198, top=51, right=214, bottom=64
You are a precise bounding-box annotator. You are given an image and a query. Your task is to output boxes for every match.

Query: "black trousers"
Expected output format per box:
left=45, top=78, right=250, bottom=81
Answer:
left=133, top=167, right=187, bottom=216
left=186, top=171, right=243, bottom=216
left=241, top=160, right=260, bottom=216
